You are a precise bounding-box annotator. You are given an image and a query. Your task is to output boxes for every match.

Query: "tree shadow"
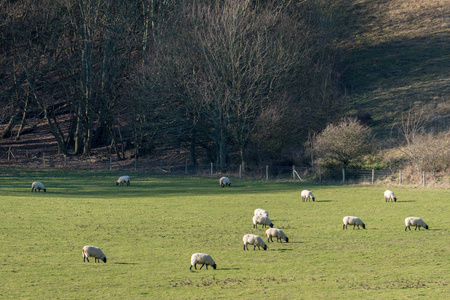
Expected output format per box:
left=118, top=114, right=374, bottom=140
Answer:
left=112, top=262, right=139, bottom=265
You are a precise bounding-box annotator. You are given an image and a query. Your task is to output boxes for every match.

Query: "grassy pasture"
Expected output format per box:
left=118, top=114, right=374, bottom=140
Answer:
left=0, top=169, right=448, bottom=299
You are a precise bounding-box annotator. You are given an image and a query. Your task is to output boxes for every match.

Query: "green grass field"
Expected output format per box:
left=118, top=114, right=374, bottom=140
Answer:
left=0, top=169, right=448, bottom=299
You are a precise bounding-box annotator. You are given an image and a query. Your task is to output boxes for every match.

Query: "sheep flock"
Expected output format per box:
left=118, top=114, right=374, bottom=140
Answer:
left=25, top=177, right=433, bottom=272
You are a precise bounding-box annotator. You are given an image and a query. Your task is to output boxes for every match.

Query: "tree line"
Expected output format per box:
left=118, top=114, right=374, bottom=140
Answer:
left=1, top=0, right=348, bottom=169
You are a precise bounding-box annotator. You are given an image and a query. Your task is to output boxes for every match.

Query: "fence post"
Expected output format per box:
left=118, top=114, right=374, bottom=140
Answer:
left=318, top=165, right=321, bottom=182
left=292, top=165, right=295, bottom=181
left=371, top=169, right=374, bottom=184
left=266, top=165, right=269, bottom=180
left=399, top=170, right=402, bottom=185
left=342, top=168, right=345, bottom=183
left=239, top=164, right=242, bottom=178
left=134, top=157, right=137, bottom=171
left=85, top=156, right=88, bottom=168
left=210, top=162, right=213, bottom=175
left=423, top=171, right=426, bottom=186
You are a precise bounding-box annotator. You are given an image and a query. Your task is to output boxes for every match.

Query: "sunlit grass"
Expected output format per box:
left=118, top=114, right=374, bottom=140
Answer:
left=0, top=169, right=448, bottom=299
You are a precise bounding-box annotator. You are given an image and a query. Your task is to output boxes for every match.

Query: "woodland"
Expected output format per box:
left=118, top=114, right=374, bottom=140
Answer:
left=1, top=0, right=449, bottom=172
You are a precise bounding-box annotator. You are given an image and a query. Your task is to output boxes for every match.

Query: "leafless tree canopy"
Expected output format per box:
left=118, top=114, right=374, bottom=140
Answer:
left=313, top=117, right=374, bottom=168
left=0, top=0, right=344, bottom=167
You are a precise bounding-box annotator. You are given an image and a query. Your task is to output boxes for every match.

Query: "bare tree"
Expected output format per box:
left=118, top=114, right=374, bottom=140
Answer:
left=313, top=117, right=373, bottom=168
left=399, top=107, right=449, bottom=172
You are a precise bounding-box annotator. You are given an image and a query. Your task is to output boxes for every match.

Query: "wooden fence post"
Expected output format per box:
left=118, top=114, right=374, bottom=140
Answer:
left=371, top=169, right=374, bottom=184
left=342, top=168, right=345, bottom=183
left=266, top=165, right=269, bottom=180
left=318, top=165, right=321, bottom=182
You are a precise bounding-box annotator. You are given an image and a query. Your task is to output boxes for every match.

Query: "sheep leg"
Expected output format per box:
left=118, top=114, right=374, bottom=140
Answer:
left=200, top=264, right=205, bottom=270
left=84, top=257, right=89, bottom=262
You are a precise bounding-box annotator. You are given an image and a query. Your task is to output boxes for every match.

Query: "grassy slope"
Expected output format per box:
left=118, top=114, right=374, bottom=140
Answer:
left=340, top=0, right=450, bottom=139
left=0, top=170, right=448, bottom=299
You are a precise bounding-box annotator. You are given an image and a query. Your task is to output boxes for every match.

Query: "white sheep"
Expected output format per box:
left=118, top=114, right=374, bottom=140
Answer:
left=116, top=175, right=130, bottom=186
left=82, top=245, right=107, bottom=263
left=254, top=208, right=269, bottom=217
left=253, top=214, right=273, bottom=229
left=189, top=253, right=217, bottom=270
left=265, top=228, right=289, bottom=243
left=31, top=182, right=46, bottom=192
left=405, top=217, right=429, bottom=231
left=343, top=216, right=366, bottom=229
left=301, top=190, right=315, bottom=202
left=219, top=176, right=231, bottom=187
left=243, top=234, right=267, bottom=250
left=384, top=190, right=397, bottom=202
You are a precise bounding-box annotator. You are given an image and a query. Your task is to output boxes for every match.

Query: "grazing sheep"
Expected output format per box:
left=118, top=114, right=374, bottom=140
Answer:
left=265, top=228, right=289, bottom=243
left=384, top=190, right=397, bottom=202
left=31, top=182, right=46, bottom=192
left=82, top=245, right=107, bottom=263
left=219, top=176, right=231, bottom=187
left=189, top=253, right=217, bottom=270
left=301, top=190, right=315, bottom=202
left=343, top=216, right=366, bottom=229
left=243, top=234, right=267, bottom=250
left=116, top=175, right=130, bottom=186
left=254, top=208, right=269, bottom=217
left=405, top=217, right=429, bottom=231
left=253, top=214, right=273, bottom=229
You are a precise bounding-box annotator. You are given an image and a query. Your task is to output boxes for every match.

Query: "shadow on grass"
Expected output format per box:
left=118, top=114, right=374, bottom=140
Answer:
left=217, top=267, right=240, bottom=271
left=315, top=200, right=333, bottom=203
left=112, top=262, right=139, bottom=265
left=397, top=200, right=416, bottom=203
left=272, top=248, right=293, bottom=252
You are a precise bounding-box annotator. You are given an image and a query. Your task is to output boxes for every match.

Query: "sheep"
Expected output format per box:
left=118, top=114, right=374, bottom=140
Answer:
left=116, top=175, right=130, bottom=186
left=219, top=176, right=231, bottom=187
left=343, top=216, right=366, bottom=229
left=384, top=190, right=397, bottom=202
left=82, top=245, right=107, bottom=263
left=254, top=208, right=269, bottom=218
left=189, top=253, right=217, bottom=270
left=31, top=182, right=46, bottom=192
left=405, top=217, right=429, bottom=231
left=243, top=234, right=267, bottom=250
left=265, top=228, right=289, bottom=243
left=253, top=214, right=273, bottom=229
left=301, top=190, right=315, bottom=202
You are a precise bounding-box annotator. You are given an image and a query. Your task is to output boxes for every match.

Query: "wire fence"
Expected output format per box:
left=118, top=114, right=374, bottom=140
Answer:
left=0, top=151, right=448, bottom=186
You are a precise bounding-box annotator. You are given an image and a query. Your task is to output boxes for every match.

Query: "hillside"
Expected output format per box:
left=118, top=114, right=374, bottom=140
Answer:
left=0, top=0, right=449, bottom=166
left=341, top=0, right=450, bottom=139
